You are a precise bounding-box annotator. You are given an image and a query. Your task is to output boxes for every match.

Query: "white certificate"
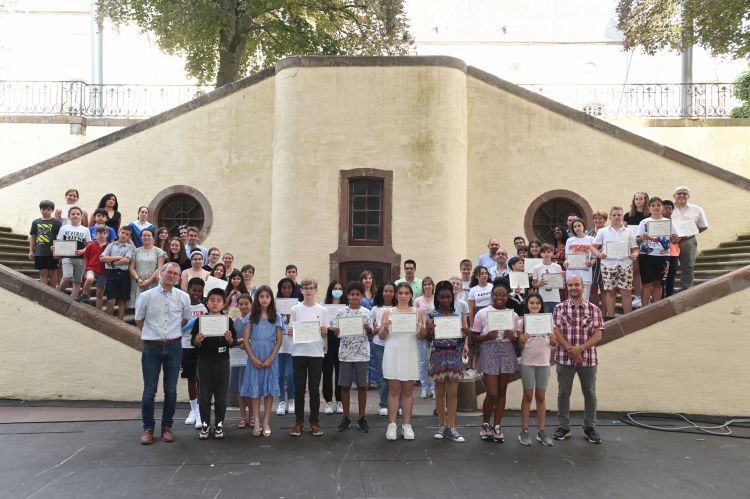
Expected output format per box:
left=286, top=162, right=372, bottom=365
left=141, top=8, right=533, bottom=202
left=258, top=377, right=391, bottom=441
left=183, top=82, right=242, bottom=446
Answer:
left=605, top=241, right=629, bottom=259
left=53, top=240, right=78, bottom=257
left=390, top=312, right=417, bottom=333
left=292, top=321, right=321, bottom=344
left=229, top=346, right=247, bottom=367
left=524, top=313, right=553, bottom=336
left=567, top=254, right=588, bottom=270
left=524, top=258, right=542, bottom=274
left=200, top=315, right=228, bottom=337
left=276, top=298, right=298, bottom=315
left=338, top=316, right=364, bottom=337
left=324, top=304, right=346, bottom=318
left=487, top=309, right=514, bottom=332
left=433, top=316, right=462, bottom=339
left=203, top=275, right=228, bottom=297
left=542, top=273, right=565, bottom=289
left=675, top=219, right=699, bottom=237
left=647, top=219, right=671, bottom=237
left=509, top=271, right=530, bottom=289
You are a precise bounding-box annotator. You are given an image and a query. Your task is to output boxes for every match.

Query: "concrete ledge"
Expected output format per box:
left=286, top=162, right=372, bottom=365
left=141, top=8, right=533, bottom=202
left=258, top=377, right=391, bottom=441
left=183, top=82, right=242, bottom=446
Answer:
left=0, top=264, right=142, bottom=351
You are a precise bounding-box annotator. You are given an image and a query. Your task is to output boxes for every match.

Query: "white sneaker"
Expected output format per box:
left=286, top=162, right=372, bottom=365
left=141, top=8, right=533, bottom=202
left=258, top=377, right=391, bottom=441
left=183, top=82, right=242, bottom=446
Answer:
left=378, top=407, right=388, bottom=416
left=402, top=424, right=415, bottom=440
left=276, top=401, right=287, bottom=416
left=287, top=400, right=295, bottom=414
left=185, top=411, right=196, bottom=425
left=336, top=401, right=343, bottom=414
left=434, top=425, right=445, bottom=439
left=193, top=412, right=203, bottom=429
left=324, top=402, right=333, bottom=414
left=419, top=390, right=428, bottom=399
left=386, top=422, right=397, bottom=440
left=632, top=296, right=642, bottom=308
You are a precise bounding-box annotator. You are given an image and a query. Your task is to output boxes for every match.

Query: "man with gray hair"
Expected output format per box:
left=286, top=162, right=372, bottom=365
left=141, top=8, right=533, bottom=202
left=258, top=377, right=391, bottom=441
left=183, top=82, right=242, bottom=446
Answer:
left=135, top=262, right=192, bottom=445
left=670, top=186, right=708, bottom=290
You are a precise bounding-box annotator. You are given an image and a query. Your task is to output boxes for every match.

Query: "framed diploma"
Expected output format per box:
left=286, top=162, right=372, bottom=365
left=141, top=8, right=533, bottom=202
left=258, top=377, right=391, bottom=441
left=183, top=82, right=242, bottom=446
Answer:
left=203, top=275, right=228, bottom=297
left=324, top=304, right=346, bottom=318
left=647, top=219, right=671, bottom=237
left=292, top=321, right=321, bottom=344
left=509, top=271, right=530, bottom=289
left=200, top=315, right=228, bottom=337
left=524, top=313, right=553, bottom=336
left=675, top=219, right=699, bottom=237
left=276, top=298, right=299, bottom=315
left=567, top=254, right=588, bottom=270
left=390, top=312, right=417, bottom=333
left=543, top=273, right=565, bottom=289
left=487, top=309, right=514, bottom=332
left=605, top=241, right=629, bottom=259
left=524, top=258, right=542, bottom=274
left=53, top=240, right=78, bottom=257
left=433, top=316, right=462, bottom=339
left=338, top=316, right=364, bottom=337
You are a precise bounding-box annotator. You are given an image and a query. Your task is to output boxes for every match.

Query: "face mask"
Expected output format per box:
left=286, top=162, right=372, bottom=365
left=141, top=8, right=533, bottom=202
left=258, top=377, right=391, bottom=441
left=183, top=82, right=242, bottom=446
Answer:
left=332, top=290, right=343, bottom=299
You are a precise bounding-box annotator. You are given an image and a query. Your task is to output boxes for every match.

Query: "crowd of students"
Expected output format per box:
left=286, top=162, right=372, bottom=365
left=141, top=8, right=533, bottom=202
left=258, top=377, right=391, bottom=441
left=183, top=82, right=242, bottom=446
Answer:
left=27, top=186, right=708, bottom=446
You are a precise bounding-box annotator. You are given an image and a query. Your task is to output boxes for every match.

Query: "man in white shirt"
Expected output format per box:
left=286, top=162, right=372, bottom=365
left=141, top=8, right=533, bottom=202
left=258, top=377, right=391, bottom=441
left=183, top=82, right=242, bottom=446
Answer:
left=184, top=226, right=208, bottom=262
left=135, top=262, right=192, bottom=445
left=489, top=248, right=510, bottom=281
left=476, top=238, right=500, bottom=268
left=670, top=186, right=709, bottom=290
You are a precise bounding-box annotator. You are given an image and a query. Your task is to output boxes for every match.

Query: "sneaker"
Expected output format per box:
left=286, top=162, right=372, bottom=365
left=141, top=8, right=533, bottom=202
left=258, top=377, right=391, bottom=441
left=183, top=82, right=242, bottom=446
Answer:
left=444, top=427, right=465, bottom=443
left=185, top=411, right=196, bottom=425
left=289, top=422, right=304, bottom=436
left=311, top=422, right=324, bottom=436
left=276, top=401, right=287, bottom=416
left=632, top=296, right=642, bottom=308
left=336, top=402, right=343, bottom=414
left=161, top=426, right=175, bottom=443
left=324, top=402, right=334, bottom=415
left=553, top=427, right=571, bottom=441
left=401, top=424, right=415, bottom=440
left=518, top=428, right=532, bottom=446
left=337, top=417, right=351, bottom=432
left=430, top=391, right=436, bottom=399
left=493, top=425, right=504, bottom=443
left=357, top=417, right=369, bottom=433
left=386, top=422, right=397, bottom=440
left=537, top=430, right=554, bottom=447
left=198, top=423, right=210, bottom=440
left=584, top=427, right=602, bottom=444
left=287, top=400, right=295, bottom=414
left=480, top=423, right=494, bottom=441
left=378, top=407, right=388, bottom=416
left=140, top=429, right=154, bottom=445
left=434, top=425, right=446, bottom=439
left=419, top=390, right=428, bottom=399
left=194, top=413, right=203, bottom=430
left=214, top=422, right=224, bottom=440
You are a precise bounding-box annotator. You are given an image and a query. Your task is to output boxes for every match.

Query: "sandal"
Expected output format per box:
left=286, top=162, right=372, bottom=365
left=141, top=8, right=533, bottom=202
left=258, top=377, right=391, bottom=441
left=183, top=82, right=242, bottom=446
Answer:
left=263, top=420, right=272, bottom=437
left=236, top=419, right=248, bottom=429
left=252, top=420, right=262, bottom=437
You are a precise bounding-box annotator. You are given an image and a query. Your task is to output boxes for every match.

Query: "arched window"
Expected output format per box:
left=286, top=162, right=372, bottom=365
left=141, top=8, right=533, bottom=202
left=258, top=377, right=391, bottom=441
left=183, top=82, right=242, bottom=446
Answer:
left=149, top=185, right=213, bottom=238
left=524, top=190, right=593, bottom=243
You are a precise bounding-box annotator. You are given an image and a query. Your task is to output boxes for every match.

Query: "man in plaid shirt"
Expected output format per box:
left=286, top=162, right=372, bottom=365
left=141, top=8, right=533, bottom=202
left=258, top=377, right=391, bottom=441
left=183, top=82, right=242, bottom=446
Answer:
left=552, top=275, right=604, bottom=444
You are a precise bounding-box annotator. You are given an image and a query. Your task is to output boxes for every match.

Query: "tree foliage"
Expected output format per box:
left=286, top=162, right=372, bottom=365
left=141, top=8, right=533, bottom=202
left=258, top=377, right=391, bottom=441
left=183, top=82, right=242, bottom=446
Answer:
left=98, top=0, right=413, bottom=86
left=731, top=63, right=750, bottom=117
left=616, top=0, right=750, bottom=59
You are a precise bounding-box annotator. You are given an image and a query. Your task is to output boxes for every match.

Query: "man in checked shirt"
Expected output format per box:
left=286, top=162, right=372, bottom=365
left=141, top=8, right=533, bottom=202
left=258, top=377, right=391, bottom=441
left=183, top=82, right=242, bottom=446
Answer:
left=552, top=275, right=604, bottom=444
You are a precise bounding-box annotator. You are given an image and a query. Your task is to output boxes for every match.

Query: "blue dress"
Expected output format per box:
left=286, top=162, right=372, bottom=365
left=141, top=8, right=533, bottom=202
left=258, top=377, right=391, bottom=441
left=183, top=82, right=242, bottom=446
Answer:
left=240, top=313, right=284, bottom=398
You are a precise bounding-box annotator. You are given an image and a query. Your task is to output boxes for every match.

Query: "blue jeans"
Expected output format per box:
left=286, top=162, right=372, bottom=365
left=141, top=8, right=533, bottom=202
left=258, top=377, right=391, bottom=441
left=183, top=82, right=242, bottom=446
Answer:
left=371, top=342, right=388, bottom=408
left=544, top=302, right=559, bottom=314
left=368, top=338, right=378, bottom=385
left=417, top=339, right=433, bottom=394
left=277, top=353, right=295, bottom=402
left=141, top=341, right=182, bottom=430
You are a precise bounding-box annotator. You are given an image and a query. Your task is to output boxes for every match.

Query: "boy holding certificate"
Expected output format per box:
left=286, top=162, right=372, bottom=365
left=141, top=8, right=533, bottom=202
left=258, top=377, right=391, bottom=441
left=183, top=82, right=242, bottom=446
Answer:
left=289, top=278, right=328, bottom=437
left=55, top=206, right=91, bottom=301
left=191, top=288, right=236, bottom=440
left=330, top=282, right=374, bottom=433
left=531, top=244, right=563, bottom=313
left=636, top=197, right=679, bottom=307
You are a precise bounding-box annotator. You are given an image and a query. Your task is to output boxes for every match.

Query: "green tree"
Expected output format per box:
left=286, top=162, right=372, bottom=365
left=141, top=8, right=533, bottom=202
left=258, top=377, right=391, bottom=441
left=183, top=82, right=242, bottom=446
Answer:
left=616, top=0, right=750, bottom=59
left=97, top=0, right=413, bottom=86
left=731, top=64, right=750, bottom=117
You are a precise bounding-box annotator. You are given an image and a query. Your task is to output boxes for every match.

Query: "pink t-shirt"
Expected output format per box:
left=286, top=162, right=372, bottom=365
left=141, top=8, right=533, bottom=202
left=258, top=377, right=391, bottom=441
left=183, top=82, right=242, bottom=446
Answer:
left=520, top=333, right=552, bottom=366
left=471, top=306, right=521, bottom=343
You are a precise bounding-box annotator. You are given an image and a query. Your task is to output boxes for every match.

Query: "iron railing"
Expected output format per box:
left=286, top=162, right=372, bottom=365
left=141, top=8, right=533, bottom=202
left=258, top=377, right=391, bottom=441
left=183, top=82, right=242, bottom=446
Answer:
left=0, top=81, right=213, bottom=118
left=518, top=83, right=744, bottom=118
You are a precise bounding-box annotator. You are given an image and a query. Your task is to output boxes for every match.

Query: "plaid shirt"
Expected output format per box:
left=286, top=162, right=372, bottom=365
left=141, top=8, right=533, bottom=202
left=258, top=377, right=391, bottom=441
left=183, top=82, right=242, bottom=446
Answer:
left=553, top=299, right=604, bottom=366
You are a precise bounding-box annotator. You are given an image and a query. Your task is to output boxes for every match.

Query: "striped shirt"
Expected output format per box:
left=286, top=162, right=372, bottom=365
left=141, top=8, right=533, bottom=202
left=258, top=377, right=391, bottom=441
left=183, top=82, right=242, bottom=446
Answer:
left=553, top=299, right=604, bottom=367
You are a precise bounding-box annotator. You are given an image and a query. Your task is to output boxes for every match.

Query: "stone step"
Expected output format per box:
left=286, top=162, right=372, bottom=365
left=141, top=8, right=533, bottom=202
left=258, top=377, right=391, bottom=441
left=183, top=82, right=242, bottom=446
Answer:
left=691, top=260, right=750, bottom=270
left=0, top=242, right=31, bottom=252
left=0, top=238, right=30, bottom=249
left=0, top=226, right=12, bottom=233
left=735, top=234, right=750, bottom=241
left=701, top=247, right=750, bottom=255
left=0, top=232, right=29, bottom=242
left=697, top=252, right=750, bottom=262
left=0, top=261, right=36, bottom=272
left=0, top=252, right=32, bottom=261
left=717, top=241, right=750, bottom=249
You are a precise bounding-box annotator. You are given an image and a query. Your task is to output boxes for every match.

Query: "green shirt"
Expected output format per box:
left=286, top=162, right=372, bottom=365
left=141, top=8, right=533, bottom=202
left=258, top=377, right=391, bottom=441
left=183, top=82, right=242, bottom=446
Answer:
left=394, top=277, right=423, bottom=298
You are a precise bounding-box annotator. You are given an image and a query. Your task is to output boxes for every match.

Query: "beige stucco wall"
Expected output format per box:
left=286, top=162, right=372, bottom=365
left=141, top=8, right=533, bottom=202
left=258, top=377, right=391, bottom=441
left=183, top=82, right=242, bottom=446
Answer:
left=504, top=285, right=750, bottom=416
left=466, top=77, right=750, bottom=259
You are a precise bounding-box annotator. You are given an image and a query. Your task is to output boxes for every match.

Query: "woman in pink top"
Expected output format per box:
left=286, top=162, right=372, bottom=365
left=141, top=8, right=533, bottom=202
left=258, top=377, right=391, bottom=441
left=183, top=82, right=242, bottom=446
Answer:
left=413, top=277, right=435, bottom=399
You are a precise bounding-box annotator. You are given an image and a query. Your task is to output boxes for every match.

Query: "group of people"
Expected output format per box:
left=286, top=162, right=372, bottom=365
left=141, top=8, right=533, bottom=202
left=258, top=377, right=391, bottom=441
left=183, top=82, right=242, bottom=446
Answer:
left=26, top=186, right=708, bottom=447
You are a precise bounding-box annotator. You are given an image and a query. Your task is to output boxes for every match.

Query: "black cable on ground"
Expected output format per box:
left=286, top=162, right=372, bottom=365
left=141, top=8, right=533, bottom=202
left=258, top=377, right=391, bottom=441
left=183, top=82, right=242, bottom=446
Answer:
left=620, top=412, right=750, bottom=439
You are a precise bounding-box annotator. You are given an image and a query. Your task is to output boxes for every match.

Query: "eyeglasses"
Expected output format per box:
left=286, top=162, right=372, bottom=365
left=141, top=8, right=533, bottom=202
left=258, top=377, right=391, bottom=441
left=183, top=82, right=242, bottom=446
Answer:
left=301, top=286, right=315, bottom=291
left=675, top=192, right=689, bottom=196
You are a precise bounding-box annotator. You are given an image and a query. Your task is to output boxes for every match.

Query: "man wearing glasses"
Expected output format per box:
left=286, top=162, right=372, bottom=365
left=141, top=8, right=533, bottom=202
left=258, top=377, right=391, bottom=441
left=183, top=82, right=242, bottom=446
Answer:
left=670, top=186, right=708, bottom=290
left=489, top=249, right=510, bottom=281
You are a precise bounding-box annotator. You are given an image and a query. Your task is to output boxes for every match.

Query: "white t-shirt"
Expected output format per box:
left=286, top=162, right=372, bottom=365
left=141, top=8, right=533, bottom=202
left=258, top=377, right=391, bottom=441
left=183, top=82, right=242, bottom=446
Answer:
left=593, top=225, right=638, bottom=268
left=533, top=262, right=563, bottom=304
left=468, top=283, right=493, bottom=308
left=370, top=305, right=390, bottom=346
left=56, top=223, right=91, bottom=253
left=182, top=303, right=207, bottom=348
left=565, top=235, right=595, bottom=283
left=290, top=302, right=328, bottom=357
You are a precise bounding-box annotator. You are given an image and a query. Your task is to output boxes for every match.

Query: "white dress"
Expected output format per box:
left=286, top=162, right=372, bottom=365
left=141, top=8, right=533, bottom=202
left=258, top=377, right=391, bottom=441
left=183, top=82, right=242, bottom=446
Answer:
left=382, top=306, right=420, bottom=381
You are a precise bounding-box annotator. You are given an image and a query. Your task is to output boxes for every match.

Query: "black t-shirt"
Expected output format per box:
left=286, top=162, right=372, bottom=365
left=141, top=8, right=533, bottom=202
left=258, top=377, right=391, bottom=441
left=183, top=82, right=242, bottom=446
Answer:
left=190, top=314, right=236, bottom=359
left=624, top=211, right=645, bottom=227
left=105, top=211, right=122, bottom=232
left=29, top=218, right=61, bottom=256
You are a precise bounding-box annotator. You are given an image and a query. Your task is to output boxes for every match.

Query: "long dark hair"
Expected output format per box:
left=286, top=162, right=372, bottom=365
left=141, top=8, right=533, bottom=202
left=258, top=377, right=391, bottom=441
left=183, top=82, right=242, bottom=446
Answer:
left=277, top=277, right=296, bottom=298
left=250, top=285, right=277, bottom=324
left=523, top=292, right=545, bottom=314
left=394, top=282, right=414, bottom=307
left=374, top=281, right=396, bottom=307
left=552, top=226, right=569, bottom=246
left=166, top=237, right=189, bottom=269
left=433, top=280, right=455, bottom=313
left=469, top=266, right=489, bottom=288
left=226, top=270, right=248, bottom=294
left=324, top=280, right=348, bottom=305
left=97, top=193, right=118, bottom=211
left=360, top=270, right=378, bottom=299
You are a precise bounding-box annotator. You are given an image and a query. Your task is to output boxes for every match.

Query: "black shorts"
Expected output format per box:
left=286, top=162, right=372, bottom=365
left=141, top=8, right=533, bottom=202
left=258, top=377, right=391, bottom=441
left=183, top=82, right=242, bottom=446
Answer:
left=638, top=255, right=669, bottom=284
left=181, top=348, right=198, bottom=379
left=105, top=269, right=131, bottom=300
left=34, top=255, right=58, bottom=270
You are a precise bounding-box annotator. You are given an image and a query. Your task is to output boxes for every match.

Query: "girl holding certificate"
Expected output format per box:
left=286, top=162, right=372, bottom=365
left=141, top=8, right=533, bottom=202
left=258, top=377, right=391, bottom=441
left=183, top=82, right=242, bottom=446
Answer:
left=517, top=293, right=556, bottom=447
left=322, top=280, right=347, bottom=415
left=563, top=219, right=595, bottom=301
left=414, top=277, right=436, bottom=399
left=379, top=282, right=425, bottom=441
left=425, top=281, right=468, bottom=443
left=471, top=284, right=519, bottom=443
left=636, top=196, right=679, bottom=307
